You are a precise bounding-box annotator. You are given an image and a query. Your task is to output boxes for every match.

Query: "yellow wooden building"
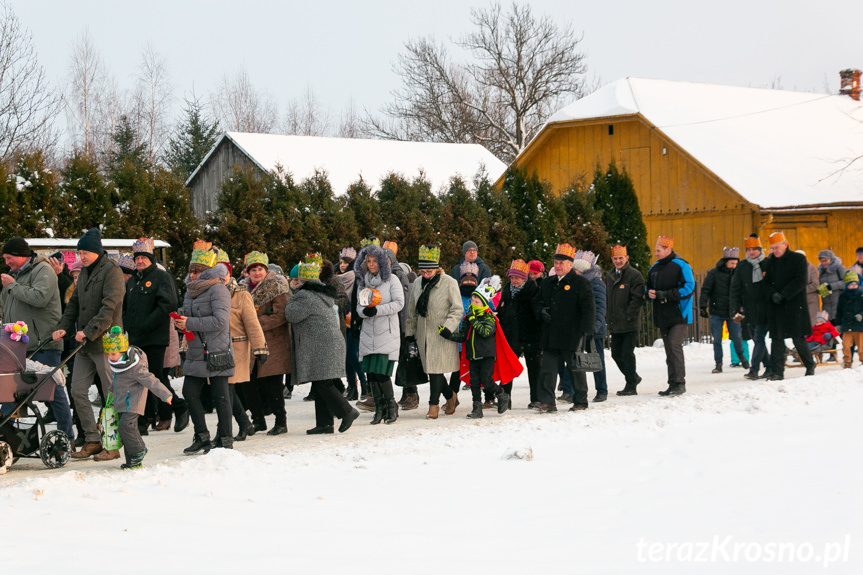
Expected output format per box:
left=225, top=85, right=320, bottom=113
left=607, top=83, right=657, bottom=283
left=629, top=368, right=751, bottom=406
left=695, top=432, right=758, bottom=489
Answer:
left=500, top=78, right=863, bottom=273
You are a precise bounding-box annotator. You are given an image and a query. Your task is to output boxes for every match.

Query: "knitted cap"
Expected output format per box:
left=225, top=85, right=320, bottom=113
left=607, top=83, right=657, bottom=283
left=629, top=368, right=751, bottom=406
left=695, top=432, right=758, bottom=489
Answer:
left=132, top=237, right=155, bottom=259
left=611, top=245, right=627, bottom=257
left=769, top=231, right=787, bottom=246
left=656, top=235, right=674, bottom=249
left=459, top=261, right=479, bottom=278
left=289, top=264, right=300, bottom=279
left=360, top=236, right=381, bottom=247
left=818, top=249, right=835, bottom=261
left=815, top=310, right=829, bottom=323
left=1, top=237, right=31, bottom=258
left=723, top=247, right=740, bottom=260
left=844, top=270, right=860, bottom=285
left=102, top=326, right=129, bottom=354
left=382, top=241, right=398, bottom=255
left=244, top=251, right=269, bottom=271
left=507, top=259, right=529, bottom=279
left=554, top=243, right=576, bottom=261
left=339, top=247, right=357, bottom=260
left=268, top=263, right=284, bottom=276
left=462, top=240, right=478, bottom=254
left=418, top=245, right=440, bottom=269
left=744, top=234, right=762, bottom=249
left=77, top=227, right=103, bottom=255
left=298, top=262, right=321, bottom=280
left=528, top=260, right=545, bottom=274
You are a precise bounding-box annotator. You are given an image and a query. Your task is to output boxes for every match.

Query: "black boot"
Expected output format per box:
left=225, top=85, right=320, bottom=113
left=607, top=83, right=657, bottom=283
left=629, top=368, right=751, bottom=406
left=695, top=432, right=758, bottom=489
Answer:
left=466, top=401, right=483, bottom=419
left=370, top=381, right=385, bottom=425
left=496, top=390, right=510, bottom=414
left=397, top=386, right=407, bottom=407
left=234, top=422, right=255, bottom=442
left=712, top=363, right=722, bottom=374
left=216, top=436, right=233, bottom=449
left=339, top=408, right=360, bottom=433
left=183, top=432, right=211, bottom=455
left=359, top=379, right=370, bottom=401
left=659, top=383, right=686, bottom=396
left=345, top=385, right=358, bottom=401
left=173, top=408, right=190, bottom=433
left=384, top=399, right=399, bottom=424
left=741, top=359, right=750, bottom=369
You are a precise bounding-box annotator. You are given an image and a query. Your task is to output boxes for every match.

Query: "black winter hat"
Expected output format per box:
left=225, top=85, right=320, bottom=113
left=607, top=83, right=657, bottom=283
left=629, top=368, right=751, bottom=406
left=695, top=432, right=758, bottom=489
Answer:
left=77, top=228, right=104, bottom=255
left=2, top=237, right=31, bottom=258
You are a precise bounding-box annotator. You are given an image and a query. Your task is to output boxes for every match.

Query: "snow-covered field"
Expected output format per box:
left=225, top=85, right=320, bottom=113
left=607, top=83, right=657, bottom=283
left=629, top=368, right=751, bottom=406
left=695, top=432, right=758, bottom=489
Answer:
left=1, top=342, right=861, bottom=574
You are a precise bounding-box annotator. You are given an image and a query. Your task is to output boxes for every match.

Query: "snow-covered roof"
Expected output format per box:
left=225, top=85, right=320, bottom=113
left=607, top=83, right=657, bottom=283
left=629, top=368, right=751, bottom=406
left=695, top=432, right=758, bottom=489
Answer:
left=187, top=132, right=506, bottom=194
left=543, top=78, right=863, bottom=209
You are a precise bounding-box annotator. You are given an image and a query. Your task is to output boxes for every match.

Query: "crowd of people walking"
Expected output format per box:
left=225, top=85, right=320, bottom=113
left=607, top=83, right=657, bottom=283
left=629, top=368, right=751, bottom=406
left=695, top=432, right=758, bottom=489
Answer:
left=1, top=227, right=861, bottom=469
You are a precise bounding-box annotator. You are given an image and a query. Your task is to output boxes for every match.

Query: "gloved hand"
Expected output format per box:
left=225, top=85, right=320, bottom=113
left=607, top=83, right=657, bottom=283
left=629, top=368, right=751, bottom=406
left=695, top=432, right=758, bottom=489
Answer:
left=856, top=314, right=863, bottom=323
left=540, top=307, right=552, bottom=324
left=654, top=290, right=667, bottom=301
left=771, top=292, right=784, bottom=304
left=700, top=308, right=709, bottom=319
left=824, top=333, right=833, bottom=341
left=817, top=283, right=831, bottom=298
left=438, top=326, right=452, bottom=339
left=255, top=352, right=268, bottom=366
left=364, top=306, right=378, bottom=317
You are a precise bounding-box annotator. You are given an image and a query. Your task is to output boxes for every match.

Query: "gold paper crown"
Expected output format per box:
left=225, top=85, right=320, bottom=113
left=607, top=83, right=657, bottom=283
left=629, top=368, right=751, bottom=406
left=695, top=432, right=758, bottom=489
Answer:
left=744, top=235, right=762, bottom=249
left=769, top=231, right=786, bottom=246
left=554, top=243, right=576, bottom=260
left=611, top=244, right=627, bottom=257
left=244, top=251, right=269, bottom=269
left=360, top=236, right=381, bottom=247
left=383, top=240, right=398, bottom=255
left=656, top=235, right=674, bottom=249
left=298, top=262, right=321, bottom=280
left=304, top=252, right=323, bottom=265
left=190, top=240, right=217, bottom=268
left=102, top=326, right=129, bottom=354
left=132, top=237, right=155, bottom=255
left=214, top=247, right=230, bottom=265
left=507, top=259, right=530, bottom=278
left=418, top=244, right=440, bottom=263
left=192, top=240, right=212, bottom=252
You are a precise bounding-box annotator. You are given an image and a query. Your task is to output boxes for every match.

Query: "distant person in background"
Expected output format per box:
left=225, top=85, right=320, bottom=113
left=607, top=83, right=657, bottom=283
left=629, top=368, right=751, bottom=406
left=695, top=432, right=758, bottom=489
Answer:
left=797, top=250, right=821, bottom=327
left=700, top=247, right=747, bottom=374
left=817, top=249, right=846, bottom=324
left=836, top=271, right=863, bottom=369
left=605, top=245, right=644, bottom=396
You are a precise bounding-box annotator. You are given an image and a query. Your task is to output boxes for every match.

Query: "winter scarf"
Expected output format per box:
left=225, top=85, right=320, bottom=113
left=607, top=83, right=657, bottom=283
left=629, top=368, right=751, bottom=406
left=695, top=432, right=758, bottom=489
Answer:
left=225, top=276, right=247, bottom=295
left=108, top=346, right=142, bottom=373
left=364, top=270, right=384, bottom=289
left=416, top=271, right=442, bottom=317
left=185, top=264, right=228, bottom=299
left=510, top=282, right=524, bottom=297
left=747, top=253, right=766, bottom=284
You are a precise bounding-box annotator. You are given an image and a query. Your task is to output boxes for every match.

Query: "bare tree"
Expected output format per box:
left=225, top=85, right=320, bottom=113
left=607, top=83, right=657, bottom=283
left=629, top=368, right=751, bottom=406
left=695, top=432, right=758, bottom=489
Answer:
left=338, top=97, right=364, bottom=139
left=211, top=66, right=278, bottom=133
left=99, top=75, right=127, bottom=164
left=132, top=43, right=172, bottom=163
left=65, top=30, right=106, bottom=159
left=0, top=2, right=62, bottom=161
left=283, top=86, right=331, bottom=136
left=370, top=1, right=587, bottom=162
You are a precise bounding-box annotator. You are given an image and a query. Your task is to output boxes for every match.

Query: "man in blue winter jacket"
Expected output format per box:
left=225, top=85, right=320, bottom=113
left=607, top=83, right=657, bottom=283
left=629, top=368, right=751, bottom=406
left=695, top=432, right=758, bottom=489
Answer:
left=646, top=235, right=695, bottom=396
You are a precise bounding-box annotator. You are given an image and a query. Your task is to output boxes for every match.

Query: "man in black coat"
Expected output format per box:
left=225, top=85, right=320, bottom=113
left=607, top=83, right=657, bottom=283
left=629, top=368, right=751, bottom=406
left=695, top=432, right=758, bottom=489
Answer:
left=123, top=238, right=189, bottom=431
left=646, top=236, right=695, bottom=396
left=449, top=240, right=491, bottom=282
left=605, top=245, right=644, bottom=395
left=700, top=247, right=748, bottom=374
left=497, top=259, right=542, bottom=406
left=762, top=232, right=815, bottom=379
left=532, top=243, right=595, bottom=412
left=730, top=234, right=772, bottom=379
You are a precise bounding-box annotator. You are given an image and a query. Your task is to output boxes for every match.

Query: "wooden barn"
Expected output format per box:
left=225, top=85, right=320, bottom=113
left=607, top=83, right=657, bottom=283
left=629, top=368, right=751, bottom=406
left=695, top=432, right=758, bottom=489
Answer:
left=500, top=77, right=863, bottom=273
left=187, top=132, right=506, bottom=218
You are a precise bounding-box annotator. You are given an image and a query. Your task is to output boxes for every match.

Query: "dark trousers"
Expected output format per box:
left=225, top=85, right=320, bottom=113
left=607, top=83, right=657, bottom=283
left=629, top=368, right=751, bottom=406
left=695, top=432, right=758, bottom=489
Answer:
left=523, top=349, right=541, bottom=402
left=118, top=412, right=146, bottom=459
left=539, top=349, right=587, bottom=407
left=184, top=375, right=232, bottom=439
left=139, top=345, right=186, bottom=421
left=592, top=335, right=607, bottom=394
left=313, top=379, right=352, bottom=427
left=770, top=333, right=815, bottom=375
left=750, top=323, right=771, bottom=374
left=449, top=371, right=461, bottom=394
left=253, top=373, right=287, bottom=428
left=236, top=380, right=264, bottom=425
left=469, top=357, right=498, bottom=402
left=610, top=331, right=640, bottom=387
left=660, top=323, right=687, bottom=385
left=428, top=373, right=453, bottom=405
left=230, top=383, right=251, bottom=429
left=345, top=332, right=365, bottom=388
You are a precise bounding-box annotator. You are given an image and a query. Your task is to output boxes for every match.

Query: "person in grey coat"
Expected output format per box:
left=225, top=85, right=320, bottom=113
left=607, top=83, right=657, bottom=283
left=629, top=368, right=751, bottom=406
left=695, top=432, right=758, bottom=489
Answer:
left=52, top=228, right=125, bottom=460
left=285, top=262, right=359, bottom=435
left=173, top=253, right=235, bottom=454
left=817, top=249, right=846, bottom=323
left=573, top=253, right=608, bottom=402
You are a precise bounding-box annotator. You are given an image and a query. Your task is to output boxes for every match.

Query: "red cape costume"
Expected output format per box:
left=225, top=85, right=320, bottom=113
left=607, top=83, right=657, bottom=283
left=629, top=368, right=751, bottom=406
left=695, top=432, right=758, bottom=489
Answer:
left=459, top=315, right=524, bottom=385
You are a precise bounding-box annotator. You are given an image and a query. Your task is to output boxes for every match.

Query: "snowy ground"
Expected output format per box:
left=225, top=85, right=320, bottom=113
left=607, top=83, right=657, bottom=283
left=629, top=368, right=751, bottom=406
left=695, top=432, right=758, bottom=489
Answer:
left=1, top=341, right=861, bottom=574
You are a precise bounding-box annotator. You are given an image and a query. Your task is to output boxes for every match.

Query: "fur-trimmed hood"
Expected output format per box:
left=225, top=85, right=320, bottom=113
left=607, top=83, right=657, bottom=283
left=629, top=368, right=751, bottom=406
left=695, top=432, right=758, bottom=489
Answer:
left=243, top=270, right=291, bottom=308
left=354, top=244, right=392, bottom=287
left=298, top=279, right=337, bottom=299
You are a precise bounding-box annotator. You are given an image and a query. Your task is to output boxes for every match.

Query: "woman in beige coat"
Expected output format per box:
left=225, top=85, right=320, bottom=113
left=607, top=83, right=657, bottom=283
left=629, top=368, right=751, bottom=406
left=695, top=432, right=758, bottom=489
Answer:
left=405, top=245, right=463, bottom=419
left=219, top=254, right=268, bottom=442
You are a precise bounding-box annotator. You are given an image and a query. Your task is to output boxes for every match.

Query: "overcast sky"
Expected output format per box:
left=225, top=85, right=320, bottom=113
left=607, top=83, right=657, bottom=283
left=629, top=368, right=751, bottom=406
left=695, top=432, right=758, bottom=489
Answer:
left=11, top=0, right=863, bottom=136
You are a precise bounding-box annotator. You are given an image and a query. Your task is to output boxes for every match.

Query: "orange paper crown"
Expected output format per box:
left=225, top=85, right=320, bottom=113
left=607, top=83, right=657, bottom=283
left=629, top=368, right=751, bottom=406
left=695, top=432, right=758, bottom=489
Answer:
left=192, top=240, right=212, bottom=252
left=769, top=231, right=787, bottom=246
left=507, top=259, right=530, bottom=279
left=744, top=235, right=762, bottom=249
left=382, top=240, right=398, bottom=255
left=554, top=243, right=576, bottom=260
left=656, top=235, right=674, bottom=249
left=611, top=244, right=627, bottom=257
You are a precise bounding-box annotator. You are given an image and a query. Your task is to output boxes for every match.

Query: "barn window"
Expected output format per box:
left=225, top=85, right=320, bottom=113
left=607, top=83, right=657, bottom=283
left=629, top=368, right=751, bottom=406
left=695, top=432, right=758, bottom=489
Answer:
left=608, top=125, right=614, bottom=135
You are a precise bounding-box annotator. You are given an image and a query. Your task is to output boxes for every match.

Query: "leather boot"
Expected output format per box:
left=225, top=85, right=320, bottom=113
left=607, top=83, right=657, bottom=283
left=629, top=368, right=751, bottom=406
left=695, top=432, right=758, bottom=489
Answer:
left=426, top=404, right=440, bottom=419
left=71, top=441, right=103, bottom=459
left=359, top=379, right=370, bottom=401
left=712, top=363, right=722, bottom=374
left=384, top=399, right=398, bottom=424
left=443, top=394, right=457, bottom=415
left=466, top=401, right=483, bottom=419
left=154, top=419, right=172, bottom=431
left=369, top=381, right=385, bottom=425
left=397, top=387, right=407, bottom=407
left=94, top=449, right=120, bottom=461
left=183, top=432, right=212, bottom=455
left=216, top=436, right=234, bottom=449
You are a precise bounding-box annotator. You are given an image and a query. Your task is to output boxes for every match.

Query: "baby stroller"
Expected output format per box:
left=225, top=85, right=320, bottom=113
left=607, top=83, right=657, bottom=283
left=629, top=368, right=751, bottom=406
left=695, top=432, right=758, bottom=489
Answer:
left=0, top=327, right=85, bottom=473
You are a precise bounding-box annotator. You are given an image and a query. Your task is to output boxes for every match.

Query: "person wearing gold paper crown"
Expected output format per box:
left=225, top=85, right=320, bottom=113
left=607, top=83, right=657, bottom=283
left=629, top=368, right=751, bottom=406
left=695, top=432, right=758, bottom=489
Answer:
left=605, top=245, right=644, bottom=396
left=240, top=251, right=291, bottom=436
left=284, top=259, right=360, bottom=434
left=730, top=234, right=773, bottom=380
left=497, top=259, right=542, bottom=407
left=646, top=235, right=695, bottom=396
left=103, top=327, right=174, bottom=469
left=173, top=240, right=235, bottom=454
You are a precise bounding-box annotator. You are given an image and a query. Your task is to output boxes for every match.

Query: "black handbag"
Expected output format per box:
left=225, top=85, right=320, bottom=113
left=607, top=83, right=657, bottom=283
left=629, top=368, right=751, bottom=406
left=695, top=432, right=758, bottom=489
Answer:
left=199, top=333, right=235, bottom=372
left=571, top=335, right=603, bottom=373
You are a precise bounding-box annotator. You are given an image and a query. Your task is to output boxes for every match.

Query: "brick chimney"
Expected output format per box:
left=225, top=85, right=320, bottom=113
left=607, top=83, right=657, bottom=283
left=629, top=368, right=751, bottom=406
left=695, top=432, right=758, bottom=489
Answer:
left=839, top=69, right=861, bottom=101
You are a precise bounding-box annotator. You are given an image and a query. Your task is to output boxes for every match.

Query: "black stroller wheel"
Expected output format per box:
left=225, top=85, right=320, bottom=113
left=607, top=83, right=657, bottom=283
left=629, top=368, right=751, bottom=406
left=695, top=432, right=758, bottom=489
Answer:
left=39, top=430, right=71, bottom=469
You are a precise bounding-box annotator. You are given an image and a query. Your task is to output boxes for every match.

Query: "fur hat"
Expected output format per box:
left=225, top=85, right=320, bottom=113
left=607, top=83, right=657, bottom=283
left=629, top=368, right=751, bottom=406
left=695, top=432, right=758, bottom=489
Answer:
left=769, top=231, right=787, bottom=246
left=554, top=243, right=576, bottom=261
left=611, top=245, right=627, bottom=257
left=723, top=247, right=740, bottom=260
left=744, top=234, right=762, bottom=249
left=1, top=237, right=31, bottom=258
left=102, top=326, right=129, bottom=354
left=77, top=227, right=103, bottom=255
left=656, top=235, right=674, bottom=249
left=418, top=245, right=440, bottom=270
left=507, top=259, right=529, bottom=280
